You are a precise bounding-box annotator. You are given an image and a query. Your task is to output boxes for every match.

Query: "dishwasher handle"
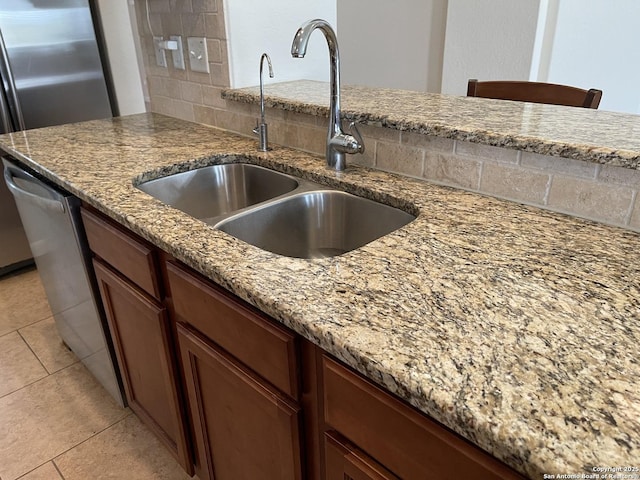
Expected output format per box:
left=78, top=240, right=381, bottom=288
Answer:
left=4, top=164, right=65, bottom=213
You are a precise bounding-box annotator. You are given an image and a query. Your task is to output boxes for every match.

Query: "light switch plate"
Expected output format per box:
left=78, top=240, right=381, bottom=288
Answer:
left=170, top=35, right=185, bottom=70
left=187, top=37, right=209, bottom=73
left=153, top=36, right=167, bottom=68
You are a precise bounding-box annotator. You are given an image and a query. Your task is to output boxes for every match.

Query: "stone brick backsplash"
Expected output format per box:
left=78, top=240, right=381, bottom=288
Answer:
left=132, top=2, right=640, bottom=233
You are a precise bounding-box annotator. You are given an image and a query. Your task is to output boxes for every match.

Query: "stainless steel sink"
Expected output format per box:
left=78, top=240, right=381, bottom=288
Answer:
left=217, top=190, right=415, bottom=258
left=137, top=163, right=298, bottom=223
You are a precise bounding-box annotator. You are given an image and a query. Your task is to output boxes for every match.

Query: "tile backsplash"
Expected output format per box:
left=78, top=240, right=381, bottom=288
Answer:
left=133, top=1, right=640, bottom=233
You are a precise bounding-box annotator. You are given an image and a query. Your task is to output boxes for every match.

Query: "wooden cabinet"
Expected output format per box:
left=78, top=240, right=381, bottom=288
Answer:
left=81, top=206, right=528, bottom=480
left=320, top=355, right=524, bottom=480
left=178, top=324, right=303, bottom=480
left=167, top=261, right=303, bottom=480
left=81, top=207, right=192, bottom=474
left=324, top=431, right=399, bottom=480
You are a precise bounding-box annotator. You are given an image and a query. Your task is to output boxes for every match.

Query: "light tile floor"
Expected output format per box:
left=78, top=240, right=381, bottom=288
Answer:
left=0, top=268, right=192, bottom=480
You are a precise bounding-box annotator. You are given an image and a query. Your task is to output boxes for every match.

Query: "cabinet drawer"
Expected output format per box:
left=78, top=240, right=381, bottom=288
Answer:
left=325, top=431, right=399, bottom=480
left=81, top=207, right=161, bottom=299
left=167, top=261, right=299, bottom=399
left=322, top=356, right=523, bottom=480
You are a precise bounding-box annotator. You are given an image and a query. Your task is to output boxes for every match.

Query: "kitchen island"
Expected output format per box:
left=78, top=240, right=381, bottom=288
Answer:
left=0, top=113, right=638, bottom=478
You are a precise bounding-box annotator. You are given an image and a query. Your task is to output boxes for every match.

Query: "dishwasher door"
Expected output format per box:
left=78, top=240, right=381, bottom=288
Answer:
left=3, top=158, right=124, bottom=406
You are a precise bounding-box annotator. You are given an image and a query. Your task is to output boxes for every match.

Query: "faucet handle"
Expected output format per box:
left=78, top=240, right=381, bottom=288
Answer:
left=348, top=121, right=365, bottom=154
left=252, top=119, right=259, bottom=136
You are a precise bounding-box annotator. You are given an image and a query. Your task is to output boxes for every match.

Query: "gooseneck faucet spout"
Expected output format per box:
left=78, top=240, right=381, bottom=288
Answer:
left=253, top=52, right=274, bottom=151
left=291, top=19, right=364, bottom=171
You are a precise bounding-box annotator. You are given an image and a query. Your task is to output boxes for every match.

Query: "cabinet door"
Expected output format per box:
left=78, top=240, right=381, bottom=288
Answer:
left=177, top=323, right=303, bottom=480
left=93, top=259, right=192, bottom=474
left=325, top=431, right=399, bottom=480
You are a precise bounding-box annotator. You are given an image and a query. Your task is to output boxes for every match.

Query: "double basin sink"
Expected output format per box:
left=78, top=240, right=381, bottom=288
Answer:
left=137, top=163, right=415, bottom=259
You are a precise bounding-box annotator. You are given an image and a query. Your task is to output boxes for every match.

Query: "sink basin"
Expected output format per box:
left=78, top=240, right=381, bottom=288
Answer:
left=217, top=190, right=415, bottom=258
left=137, top=163, right=298, bottom=222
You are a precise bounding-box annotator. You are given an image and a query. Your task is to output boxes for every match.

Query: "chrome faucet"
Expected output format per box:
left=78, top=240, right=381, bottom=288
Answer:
left=291, top=19, right=364, bottom=171
left=253, top=53, right=274, bottom=151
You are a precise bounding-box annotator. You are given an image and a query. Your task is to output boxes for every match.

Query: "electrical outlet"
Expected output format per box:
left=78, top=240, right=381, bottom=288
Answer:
left=187, top=37, right=209, bottom=73
left=170, top=35, right=185, bottom=70
left=153, top=36, right=167, bottom=68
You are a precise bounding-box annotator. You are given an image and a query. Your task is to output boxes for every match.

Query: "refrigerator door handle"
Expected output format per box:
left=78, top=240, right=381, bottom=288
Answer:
left=0, top=83, right=12, bottom=133
left=3, top=164, right=65, bottom=213
left=0, top=28, right=25, bottom=131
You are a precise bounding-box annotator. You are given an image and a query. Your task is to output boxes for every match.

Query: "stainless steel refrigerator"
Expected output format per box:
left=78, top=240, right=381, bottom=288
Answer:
left=0, top=0, right=113, bottom=275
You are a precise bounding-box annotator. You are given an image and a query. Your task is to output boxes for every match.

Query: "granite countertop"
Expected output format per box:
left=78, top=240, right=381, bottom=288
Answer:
left=223, top=79, right=640, bottom=170
left=1, top=113, right=638, bottom=479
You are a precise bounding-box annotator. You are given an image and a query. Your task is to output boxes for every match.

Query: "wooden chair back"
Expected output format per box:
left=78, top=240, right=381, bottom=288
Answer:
left=467, top=79, right=602, bottom=109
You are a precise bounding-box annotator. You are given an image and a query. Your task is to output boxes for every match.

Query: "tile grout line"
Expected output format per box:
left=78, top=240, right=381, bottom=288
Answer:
left=16, top=328, right=51, bottom=375
left=0, top=358, right=81, bottom=401
left=51, top=412, right=134, bottom=469
left=52, top=461, right=66, bottom=480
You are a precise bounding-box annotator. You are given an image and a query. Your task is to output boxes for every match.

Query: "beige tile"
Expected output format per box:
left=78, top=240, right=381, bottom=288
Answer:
left=192, top=0, right=217, bottom=13
left=480, top=162, right=550, bottom=204
left=19, top=318, right=78, bottom=374
left=455, top=140, right=519, bottom=163
left=16, top=462, right=63, bottom=480
left=424, top=152, right=481, bottom=190
left=0, top=363, right=129, bottom=480
left=0, top=268, right=52, bottom=336
left=598, top=164, right=640, bottom=188
left=54, top=415, right=190, bottom=480
left=0, top=331, right=47, bottom=398
left=204, top=13, right=226, bottom=39
left=629, top=195, right=640, bottom=231
left=359, top=123, right=400, bottom=143
left=193, top=104, right=217, bottom=126
left=180, top=13, right=205, bottom=37
left=548, top=175, right=634, bottom=225
left=376, top=141, right=424, bottom=177
left=202, top=85, right=226, bottom=108
left=402, top=131, right=454, bottom=153
left=180, top=82, right=203, bottom=104
left=521, top=152, right=597, bottom=178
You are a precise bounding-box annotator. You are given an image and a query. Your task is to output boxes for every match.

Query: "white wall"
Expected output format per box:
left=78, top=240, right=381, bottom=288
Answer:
left=96, top=0, right=146, bottom=115
left=540, top=0, right=640, bottom=114
left=337, top=0, right=447, bottom=93
left=441, top=0, right=541, bottom=95
left=223, top=0, right=336, bottom=88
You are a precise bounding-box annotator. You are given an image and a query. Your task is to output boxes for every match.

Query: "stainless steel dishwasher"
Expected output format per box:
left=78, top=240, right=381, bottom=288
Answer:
left=3, top=158, right=125, bottom=406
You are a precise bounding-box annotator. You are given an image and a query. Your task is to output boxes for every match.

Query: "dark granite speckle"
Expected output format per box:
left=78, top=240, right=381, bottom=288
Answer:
left=0, top=113, right=638, bottom=478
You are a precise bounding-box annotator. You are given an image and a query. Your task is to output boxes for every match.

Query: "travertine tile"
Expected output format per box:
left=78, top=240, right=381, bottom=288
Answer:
left=206, top=38, right=223, bottom=63
left=359, top=123, right=400, bottom=143
left=456, top=140, right=519, bottom=163
left=629, top=195, right=640, bottom=230
left=204, top=13, right=226, bottom=39
left=54, top=415, right=190, bottom=480
left=192, top=0, right=217, bottom=13
left=179, top=81, right=203, bottom=104
left=193, top=104, right=217, bottom=126
left=0, top=268, right=52, bottom=337
left=202, top=85, right=226, bottom=108
left=423, top=152, right=481, bottom=190
left=16, top=462, right=63, bottom=480
left=598, top=164, right=640, bottom=188
left=376, top=141, right=424, bottom=177
left=180, top=13, right=205, bottom=37
left=0, top=331, right=47, bottom=398
left=19, top=318, right=78, bottom=374
left=402, top=131, right=454, bottom=153
left=548, top=175, right=634, bottom=225
left=521, top=152, right=597, bottom=178
left=480, top=162, right=549, bottom=204
left=0, top=363, right=128, bottom=480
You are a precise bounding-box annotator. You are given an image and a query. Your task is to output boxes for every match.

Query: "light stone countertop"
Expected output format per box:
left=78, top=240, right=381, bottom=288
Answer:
left=223, top=80, right=640, bottom=170
left=1, top=113, right=638, bottom=479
